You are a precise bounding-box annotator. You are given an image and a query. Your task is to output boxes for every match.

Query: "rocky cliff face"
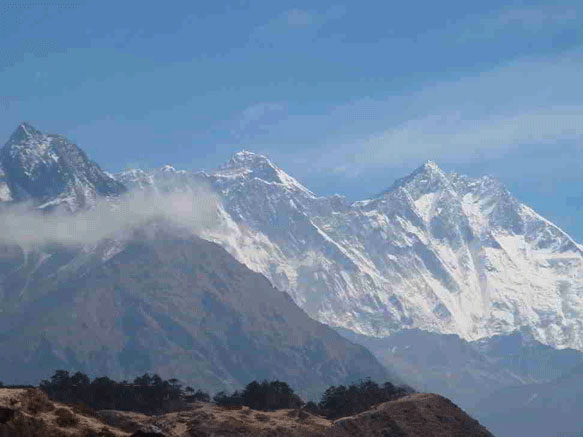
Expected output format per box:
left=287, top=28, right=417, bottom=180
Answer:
left=0, top=123, right=125, bottom=211
left=119, top=151, right=583, bottom=351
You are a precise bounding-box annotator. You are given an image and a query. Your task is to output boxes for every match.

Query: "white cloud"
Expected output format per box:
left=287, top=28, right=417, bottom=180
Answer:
left=354, top=107, right=583, bottom=167
left=271, top=50, right=583, bottom=173
left=0, top=188, right=219, bottom=248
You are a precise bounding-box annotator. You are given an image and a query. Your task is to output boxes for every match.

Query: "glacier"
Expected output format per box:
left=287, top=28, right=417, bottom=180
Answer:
left=118, top=151, right=583, bottom=351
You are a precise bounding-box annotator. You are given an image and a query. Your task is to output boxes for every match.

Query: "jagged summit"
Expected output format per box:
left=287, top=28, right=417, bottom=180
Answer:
left=0, top=123, right=125, bottom=210
left=219, top=150, right=283, bottom=179
left=2, top=124, right=582, bottom=351
left=213, top=150, right=315, bottom=196
left=8, top=122, right=43, bottom=143
left=159, top=164, right=178, bottom=172
left=226, top=150, right=273, bottom=168
left=376, top=160, right=452, bottom=200
left=198, top=155, right=583, bottom=350
left=4, top=122, right=48, bottom=155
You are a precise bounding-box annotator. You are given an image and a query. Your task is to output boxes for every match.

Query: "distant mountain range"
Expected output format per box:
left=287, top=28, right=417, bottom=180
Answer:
left=3, top=123, right=581, bottom=352
left=341, top=327, right=578, bottom=390
left=0, top=123, right=388, bottom=396
left=118, top=139, right=583, bottom=352
left=1, top=122, right=582, bottom=435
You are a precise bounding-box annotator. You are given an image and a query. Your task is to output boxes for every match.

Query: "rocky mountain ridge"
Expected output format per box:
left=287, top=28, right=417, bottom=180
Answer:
left=2, top=123, right=582, bottom=351
left=0, top=122, right=125, bottom=210
left=118, top=150, right=583, bottom=351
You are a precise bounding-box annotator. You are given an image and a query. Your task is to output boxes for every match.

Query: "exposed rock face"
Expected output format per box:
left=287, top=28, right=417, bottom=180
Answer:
left=0, top=123, right=125, bottom=211
left=0, top=226, right=387, bottom=397
left=120, top=151, right=583, bottom=351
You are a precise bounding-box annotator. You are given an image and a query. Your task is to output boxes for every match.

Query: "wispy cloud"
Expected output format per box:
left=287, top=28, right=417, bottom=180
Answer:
left=250, top=49, right=583, bottom=174
left=0, top=189, right=219, bottom=248
left=352, top=107, right=583, bottom=168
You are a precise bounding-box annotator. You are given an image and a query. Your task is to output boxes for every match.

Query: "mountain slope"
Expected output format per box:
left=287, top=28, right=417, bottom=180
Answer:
left=474, top=363, right=583, bottom=437
left=335, top=328, right=583, bottom=412
left=119, top=152, right=583, bottom=351
left=0, top=224, right=388, bottom=397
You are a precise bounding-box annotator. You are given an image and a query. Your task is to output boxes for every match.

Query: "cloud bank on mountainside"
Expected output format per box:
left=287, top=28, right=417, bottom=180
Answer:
left=0, top=188, right=219, bottom=247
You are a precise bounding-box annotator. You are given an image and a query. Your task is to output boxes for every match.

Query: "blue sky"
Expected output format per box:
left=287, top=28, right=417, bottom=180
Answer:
left=1, top=1, right=582, bottom=240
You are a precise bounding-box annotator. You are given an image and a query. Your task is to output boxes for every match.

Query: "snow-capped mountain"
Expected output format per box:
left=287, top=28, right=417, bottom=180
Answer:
left=119, top=151, right=583, bottom=351
left=2, top=123, right=581, bottom=351
left=0, top=123, right=125, bottom=210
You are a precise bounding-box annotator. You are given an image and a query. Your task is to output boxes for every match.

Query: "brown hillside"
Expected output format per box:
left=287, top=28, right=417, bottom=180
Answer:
left=1, top=389, right=492, bottom=437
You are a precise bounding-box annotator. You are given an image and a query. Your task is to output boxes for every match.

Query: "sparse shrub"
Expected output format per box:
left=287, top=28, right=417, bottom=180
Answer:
left=98, top=428, right=116, bottom=437
left=54, top=407, right=78, bottom=427
left=297, top=409, right=310, bottom=420
left=70, top=402, right=98, bottom=418
left=254, top=413, right=270, bottom=422
left=23, top=388, right=54, bottom=414
left=81, top=427, right=117, bottom=437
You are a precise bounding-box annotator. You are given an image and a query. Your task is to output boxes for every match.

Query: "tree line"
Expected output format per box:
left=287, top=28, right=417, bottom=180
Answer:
left=213, top=378, right=413, bottom=419
left=38, top=370, right=209, bottom=415
left=34, top=370, right=413, bottom=419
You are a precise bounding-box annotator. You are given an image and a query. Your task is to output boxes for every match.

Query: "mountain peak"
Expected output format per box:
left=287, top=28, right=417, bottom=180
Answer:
left=158, top=164, right=177, bottom=173
left=213, top=150, right=314, bottom=196
left=1, top=123, right=125, bottom=208
left=226, top=150, right=275, bottom=169
left=379, top=160, right=449, bottom=198
left=16, top=122, right=42, bottom=136
left=6, top=122, right=44, bottom=147
left=420, top=160, right=440, bottom=172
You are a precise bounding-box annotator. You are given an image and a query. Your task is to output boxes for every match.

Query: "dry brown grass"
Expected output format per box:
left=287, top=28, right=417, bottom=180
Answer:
left=0, top=389, right=492, bottom=436
left=54, top=407, right=79, bottom=427
left=0, top=388, right=129, bottom=436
